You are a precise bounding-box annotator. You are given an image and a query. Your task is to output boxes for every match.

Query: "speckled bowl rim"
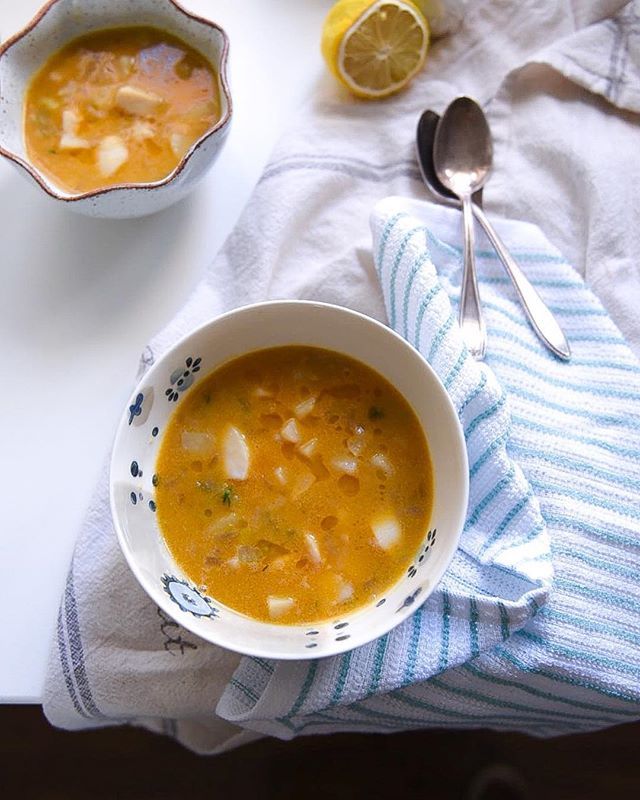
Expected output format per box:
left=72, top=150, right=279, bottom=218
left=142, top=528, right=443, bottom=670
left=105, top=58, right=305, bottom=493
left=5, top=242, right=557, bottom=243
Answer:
left=0, top=0, right=232, bottom=203
left=109, top=300, right=470, bottom=660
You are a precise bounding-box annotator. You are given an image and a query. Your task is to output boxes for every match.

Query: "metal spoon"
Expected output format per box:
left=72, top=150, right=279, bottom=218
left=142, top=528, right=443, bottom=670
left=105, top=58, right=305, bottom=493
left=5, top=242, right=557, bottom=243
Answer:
left=433, top=97, right=490, bottom=360
left=418, top=107, right=571, bottom=361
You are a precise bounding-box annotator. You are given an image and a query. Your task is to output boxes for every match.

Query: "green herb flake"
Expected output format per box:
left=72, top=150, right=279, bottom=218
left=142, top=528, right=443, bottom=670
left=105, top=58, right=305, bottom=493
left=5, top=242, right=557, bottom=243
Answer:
left=222, top=484, right=235, bottom=506
left=368, top=405, right=385, bottom=420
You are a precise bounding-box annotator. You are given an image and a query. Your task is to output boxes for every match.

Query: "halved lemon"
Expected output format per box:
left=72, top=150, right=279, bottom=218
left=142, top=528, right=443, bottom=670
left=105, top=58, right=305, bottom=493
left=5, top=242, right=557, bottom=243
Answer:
left=321, top=0, right=430, bottom=99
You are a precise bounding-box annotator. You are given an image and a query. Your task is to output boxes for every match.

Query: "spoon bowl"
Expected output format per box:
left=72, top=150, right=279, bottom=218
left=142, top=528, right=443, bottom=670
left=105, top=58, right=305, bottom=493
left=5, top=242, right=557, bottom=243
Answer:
left=416, top=109, right=481, bottom=205
left=434, top=97, right=493, bottom=197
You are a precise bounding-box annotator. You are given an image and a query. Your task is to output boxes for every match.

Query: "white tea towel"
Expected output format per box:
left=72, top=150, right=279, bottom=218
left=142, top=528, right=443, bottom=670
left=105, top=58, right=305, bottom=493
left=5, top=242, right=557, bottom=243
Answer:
left=215, top=199, right=640, bottom=738
left=44, top=0, right=640, bottom=752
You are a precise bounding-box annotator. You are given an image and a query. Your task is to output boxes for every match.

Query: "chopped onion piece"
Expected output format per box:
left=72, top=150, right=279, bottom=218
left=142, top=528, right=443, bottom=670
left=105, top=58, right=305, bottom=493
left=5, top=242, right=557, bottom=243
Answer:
left=226, top=556, right=240, bottom=569
left=271, top=555, right=293, bottom=571
left=238, top=545, right=260, bottom=564
left=304, top=532, right=322, bottom=564
left=346, top=436, right=365, bottom=457
left=371, top=515, right=401, bottom=550
left=336, top=576, right=354, bottom=603
left=371, top=452, right=394, bottom=476
left=274, top=466, right=287, bottom=486
left=206, top=513, right=237, bottom=539
left=294, top=396, right=316, bottom=419
left=290, top=470, right=316, bottom=499
left=181, top=430, right=215, bottom=455
left=267, top=596, right=295, bottom=618
left=115, top=84, right=163, bottom=116
left=281, top=418, right=301, bottom=443
left=331, top=456, right=358, bottom=474
left=222, top=425, right=250, bottom=480
left=97, top=135, right=128, bottom=176
left=298, top=437, right=317, bottom=459
left=269, top=495, right=286, bottom=510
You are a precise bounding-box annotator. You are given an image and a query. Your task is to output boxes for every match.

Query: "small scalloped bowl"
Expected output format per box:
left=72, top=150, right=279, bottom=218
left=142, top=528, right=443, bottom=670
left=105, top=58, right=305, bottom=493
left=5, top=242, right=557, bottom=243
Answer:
left=110, top=301, right=469, bottom=659
left=0, top=0, right=231, bottom=218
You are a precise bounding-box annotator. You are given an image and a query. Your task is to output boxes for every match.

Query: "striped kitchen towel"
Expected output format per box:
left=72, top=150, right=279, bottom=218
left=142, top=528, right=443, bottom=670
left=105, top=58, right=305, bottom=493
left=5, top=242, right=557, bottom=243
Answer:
left=216, top=198, right=640, bottom=738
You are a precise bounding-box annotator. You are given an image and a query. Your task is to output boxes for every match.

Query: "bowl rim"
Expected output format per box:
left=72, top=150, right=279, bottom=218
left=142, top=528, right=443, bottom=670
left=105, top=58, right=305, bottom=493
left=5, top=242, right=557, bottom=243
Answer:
left=109, top=300, right=470, bottom=659
left=0, top=0, right=232, bottom=203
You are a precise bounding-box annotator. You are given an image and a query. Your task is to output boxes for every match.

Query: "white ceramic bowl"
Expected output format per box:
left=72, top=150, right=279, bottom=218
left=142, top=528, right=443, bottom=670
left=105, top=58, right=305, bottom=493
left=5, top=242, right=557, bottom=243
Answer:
left=110, top=301, right=469, bottom=659
left=0, top=0, right=231, bottom=218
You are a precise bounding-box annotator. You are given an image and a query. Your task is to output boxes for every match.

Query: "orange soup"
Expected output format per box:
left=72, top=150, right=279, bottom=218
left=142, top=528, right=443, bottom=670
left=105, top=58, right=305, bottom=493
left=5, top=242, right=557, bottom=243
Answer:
left=155, top=347, right=433, bottom=625
left=24, top=26, right=220, bottom=192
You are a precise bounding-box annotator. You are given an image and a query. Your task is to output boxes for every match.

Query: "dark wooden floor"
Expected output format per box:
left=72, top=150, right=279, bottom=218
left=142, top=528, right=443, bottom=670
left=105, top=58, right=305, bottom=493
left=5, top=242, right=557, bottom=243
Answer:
left=3, top=706, right=640, bottom=799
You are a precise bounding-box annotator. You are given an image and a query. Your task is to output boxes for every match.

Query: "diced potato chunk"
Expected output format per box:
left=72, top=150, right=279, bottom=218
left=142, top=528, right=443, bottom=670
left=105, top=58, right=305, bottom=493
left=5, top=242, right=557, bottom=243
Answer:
left=115, top=84, right=163, bottom=116
left=97, top=135, right=129, bottom=176
left=304, top=532, right=322, bottom=564
left=371, top=515, right=401, bottom=550
left=267, top=596, right=294, bottom=618
left=60, top=108, right=89, bottom=149
left=222, top=425, right=250, bottom=480
left=118, top=55, right=135, bottom=77
left=281, top=418, right=301, bottom=444
left=62, top=108, right=81, bottom=135
left=59, top=133, right=90, bottom=150
left=131, top=119, right=154, bottom=141
left=169, top=131, right=190, bottom=158
left=294, top=396, right=316, bottom=419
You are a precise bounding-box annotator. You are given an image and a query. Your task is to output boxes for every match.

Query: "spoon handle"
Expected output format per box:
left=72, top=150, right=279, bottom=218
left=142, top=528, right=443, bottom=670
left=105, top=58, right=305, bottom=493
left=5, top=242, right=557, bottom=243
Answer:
left=472, top=204, right=571, bottom=361
left=459, top=194, right=487, bottom=360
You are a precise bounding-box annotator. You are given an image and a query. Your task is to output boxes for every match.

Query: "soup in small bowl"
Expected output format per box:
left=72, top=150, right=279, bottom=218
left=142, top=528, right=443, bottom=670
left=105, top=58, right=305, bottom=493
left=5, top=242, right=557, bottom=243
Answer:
left=0, top=0, right=231, bottom=217
left=110, top=302, right=469, bottom=659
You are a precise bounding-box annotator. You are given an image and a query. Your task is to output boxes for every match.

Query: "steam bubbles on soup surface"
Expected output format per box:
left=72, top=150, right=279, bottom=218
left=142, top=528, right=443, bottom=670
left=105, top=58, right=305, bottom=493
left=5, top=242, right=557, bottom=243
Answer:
left=155, top=347, right=434, bottom=625
left=24, top=26, right=220, bottom=192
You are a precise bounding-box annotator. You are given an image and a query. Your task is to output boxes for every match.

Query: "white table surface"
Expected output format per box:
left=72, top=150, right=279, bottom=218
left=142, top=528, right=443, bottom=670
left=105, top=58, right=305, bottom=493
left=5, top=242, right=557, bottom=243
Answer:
left=0, top=0, right=329, bottom=702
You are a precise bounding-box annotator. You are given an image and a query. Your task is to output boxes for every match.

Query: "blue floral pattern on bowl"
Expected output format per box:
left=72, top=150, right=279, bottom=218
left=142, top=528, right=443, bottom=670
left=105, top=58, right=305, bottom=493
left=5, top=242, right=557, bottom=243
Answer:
left=162, top=575, right=218, bottom=618
left=165, top=356, right=201, bottom=402
left=128, top=393, right=144, bottom=425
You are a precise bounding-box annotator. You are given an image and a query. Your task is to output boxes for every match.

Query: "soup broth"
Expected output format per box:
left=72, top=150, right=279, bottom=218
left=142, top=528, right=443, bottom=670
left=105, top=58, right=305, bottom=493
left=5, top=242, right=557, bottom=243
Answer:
left=24, top=26, right=220, bottom=192
left=155, top=346, right=433, bottom=624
